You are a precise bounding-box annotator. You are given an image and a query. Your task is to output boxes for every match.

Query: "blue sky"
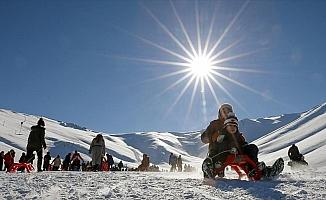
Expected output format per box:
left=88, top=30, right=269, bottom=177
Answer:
left=0, top=0, right=325, bottom=133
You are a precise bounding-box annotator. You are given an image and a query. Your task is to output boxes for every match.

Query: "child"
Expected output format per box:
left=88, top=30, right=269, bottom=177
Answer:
left=202, top=113, right=283, bottom=179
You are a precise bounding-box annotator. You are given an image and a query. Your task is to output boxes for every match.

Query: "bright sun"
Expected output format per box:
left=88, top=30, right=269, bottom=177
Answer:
left=189, top=55, right=213, bottom=77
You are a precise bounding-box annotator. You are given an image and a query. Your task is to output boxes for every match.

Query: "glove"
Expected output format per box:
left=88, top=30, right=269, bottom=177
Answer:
left=216, top=135, right=225, bottom=143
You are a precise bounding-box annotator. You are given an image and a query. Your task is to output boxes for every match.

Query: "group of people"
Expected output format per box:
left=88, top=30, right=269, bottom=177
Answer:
left=168, top=153, right=183, bottom=172
left=1, top=109, right=307, bottom=175
left=0, top=118, right=126, bottom=172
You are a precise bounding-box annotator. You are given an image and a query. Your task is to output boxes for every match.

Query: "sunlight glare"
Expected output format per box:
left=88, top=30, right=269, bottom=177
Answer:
left=189, top=55, right=213, bottom=77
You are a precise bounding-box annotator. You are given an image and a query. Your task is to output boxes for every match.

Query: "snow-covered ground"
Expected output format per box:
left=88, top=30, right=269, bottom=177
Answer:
left=0, top=102, right=325, bottom=199
left=0, top=169, right=325, bottom=199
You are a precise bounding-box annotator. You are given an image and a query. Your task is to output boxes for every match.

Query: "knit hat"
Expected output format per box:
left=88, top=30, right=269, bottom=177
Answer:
left=37, top=118, right=45, bottom=127
left=218, top=103, right=233, bottom=119
left=224, top=112, right=238, bottom=127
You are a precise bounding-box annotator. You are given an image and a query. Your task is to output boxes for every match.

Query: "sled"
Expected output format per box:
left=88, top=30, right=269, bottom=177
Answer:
left=9, top=162, right=35, bottom=173
left=203, top=149, right=263, bottom=181
left=288, top=160, right=308, bottom=169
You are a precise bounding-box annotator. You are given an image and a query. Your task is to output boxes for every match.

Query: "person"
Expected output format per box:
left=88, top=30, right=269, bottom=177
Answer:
left=17, top=152, right=27, bottom=172
left=106, top=154, right=114, bottom=169
left=177, top=155, right=183, bottom=172
left=51, top=155, right=61, bottom=171
left=202, top=113, right=260, bottom=178
left=4, top=150, right=15, bottom=172
left=203, top=113, right=282, bottom=179
left=288, top=144, right=303, bottom=161
left=0, top=151, right=4, bottom=171
left=43, top=152, right=51, bottom=171
left=19, top=152, right=27, bottom=163
left=89, top=134, right=105, bottom=171
left=118, top=161, right=123, bottom=171
left=71, top=150, right=84, bottom=171
left=138, top=154, right=150, bottom=171
left=81, top=162, right=87, bottom=171
left=169, top=153, right=177, bottom=172
left=201, top=103, right=233, bottom=156
left=26, top=118, right=46, bottom=172
left=62, top=153, right=72, bottom=171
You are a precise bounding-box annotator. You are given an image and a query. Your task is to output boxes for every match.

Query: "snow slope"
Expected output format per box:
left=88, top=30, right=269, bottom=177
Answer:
left=0, top=103, right=325, bottom=199
left=254, top=103, right=326, bottom=167
left=0, top=103, right=325, bottom=170
left=0, top=170, right=325, bottom=199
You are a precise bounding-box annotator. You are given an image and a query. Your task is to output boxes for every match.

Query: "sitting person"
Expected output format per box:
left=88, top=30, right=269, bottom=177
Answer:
left=288, top=144, right=303, bottom=161
left=202, top=113, right=259, bottom=178
left=203, top=113, right=284, bottom=179
left=138, top=154, right=150, bottom=171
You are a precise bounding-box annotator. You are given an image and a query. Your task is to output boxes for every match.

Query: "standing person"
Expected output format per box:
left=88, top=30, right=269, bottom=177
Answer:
left=177, top=155, right=183, bottom=172
left=51, top=155, right=61, bottom=171
left=43, top=152, right=51, bottom=171
left=118, top=161, right=123, bottom=171
left=169, top=153, right=177, bottom=172
left=0, top=151, right=5, bottom=171
left=89, top=134, right=105, bottom=171
left=62, top=153, right=72, bottom=171
left=106, top=154, right=114, bottom=170
left=4, top=150, right=15, bottom=172
left=71, top=150, right=84, bottom=171
left=26, top=118, right=46, bottom=172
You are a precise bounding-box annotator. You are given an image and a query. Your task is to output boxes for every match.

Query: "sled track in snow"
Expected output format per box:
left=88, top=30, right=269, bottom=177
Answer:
left=0, top=171, right=325, bottom=200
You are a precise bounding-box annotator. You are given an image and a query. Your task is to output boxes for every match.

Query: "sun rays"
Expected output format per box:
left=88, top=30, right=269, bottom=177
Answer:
left=117, top=0, right=276, bottom=123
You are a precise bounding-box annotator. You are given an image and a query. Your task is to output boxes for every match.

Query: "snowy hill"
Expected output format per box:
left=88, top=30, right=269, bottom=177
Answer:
left=254, top=103, right=326, bottom=167
left=0, top=102, right=325, bottom=170
left=0, top=103, right=326, bottom=199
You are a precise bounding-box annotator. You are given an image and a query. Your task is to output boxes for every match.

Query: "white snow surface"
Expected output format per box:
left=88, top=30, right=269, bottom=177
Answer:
left=0, top=102, right=325, bottom=199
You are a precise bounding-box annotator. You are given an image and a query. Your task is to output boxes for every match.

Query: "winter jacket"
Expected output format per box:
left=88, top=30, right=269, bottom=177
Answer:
left=52, top=158, right=61, bottom=167
left=90, top=138, right=105, bottom=165
left=169, top=154, right=177, bottom=165
left=27, top=125, right=46, bottom=150
left=71, top=153, right=83, bottom=165
left=4, top=152, right=14, bottom=167
left=288, top=145, right=301, bottom=160
left=177, top=157, right=182, bottom=167
left=209, top=128, right=247, bottom=158
left=44, top=154, right=51, bottom=163
left=107, top=155, right=114, bottom=165
left=19, top=155, right=26, bottom=163
left=201, top=119, right=224, bottom=155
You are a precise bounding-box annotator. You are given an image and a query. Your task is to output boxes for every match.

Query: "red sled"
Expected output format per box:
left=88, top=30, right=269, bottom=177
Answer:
left=9, top=162, right=35, bottom=173
left=211, top=154, right=262, bottom=181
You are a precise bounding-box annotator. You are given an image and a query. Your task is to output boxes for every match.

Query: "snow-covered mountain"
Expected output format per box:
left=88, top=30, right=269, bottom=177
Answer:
left=0, top=102, right=325, bottom=170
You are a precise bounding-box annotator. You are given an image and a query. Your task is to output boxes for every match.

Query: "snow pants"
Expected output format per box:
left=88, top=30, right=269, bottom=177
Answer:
left=27, top=148, right=43, bottom=171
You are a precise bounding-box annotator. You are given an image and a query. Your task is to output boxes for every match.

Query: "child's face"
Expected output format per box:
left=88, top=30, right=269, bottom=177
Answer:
left=226, top=124, right=237, bottom=134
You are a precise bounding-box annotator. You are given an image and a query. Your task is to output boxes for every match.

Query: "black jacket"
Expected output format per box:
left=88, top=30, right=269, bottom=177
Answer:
left=209, top=128, right=247, bottom=157
left=27, top=125, right=46, bottom=150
